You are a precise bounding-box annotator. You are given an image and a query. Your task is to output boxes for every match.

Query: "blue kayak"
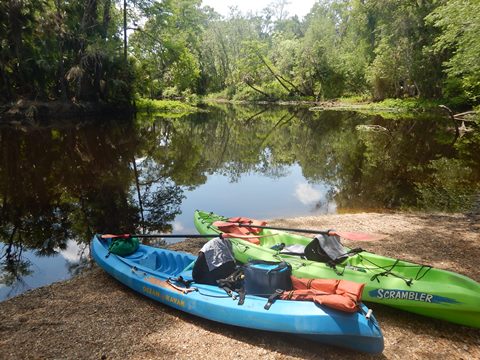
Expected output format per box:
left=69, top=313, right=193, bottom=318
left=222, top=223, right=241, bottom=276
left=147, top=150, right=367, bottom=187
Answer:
left=91, top=235, right=384, bottom=354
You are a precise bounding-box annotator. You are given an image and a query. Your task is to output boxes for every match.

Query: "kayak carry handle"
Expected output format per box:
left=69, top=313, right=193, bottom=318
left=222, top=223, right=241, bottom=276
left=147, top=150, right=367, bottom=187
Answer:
left=365, top=309, right=373, bottom=320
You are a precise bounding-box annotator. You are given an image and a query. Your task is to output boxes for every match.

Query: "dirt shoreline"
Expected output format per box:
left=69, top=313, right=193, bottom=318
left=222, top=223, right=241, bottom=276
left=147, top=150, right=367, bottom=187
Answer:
left=0, top=99, right=133, bottom=123
left=1, top=211, right=479, bottom=359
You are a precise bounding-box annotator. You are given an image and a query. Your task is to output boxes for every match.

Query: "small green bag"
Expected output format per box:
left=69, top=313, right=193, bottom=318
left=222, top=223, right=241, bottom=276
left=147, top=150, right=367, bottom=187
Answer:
left=108, top=237, right=140, bottom=257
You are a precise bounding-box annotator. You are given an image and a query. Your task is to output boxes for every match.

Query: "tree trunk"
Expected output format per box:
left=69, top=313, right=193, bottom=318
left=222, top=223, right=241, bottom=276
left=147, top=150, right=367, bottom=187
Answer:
left=123, top=0, right=127, bottom=62
left=54, top=0, right=67, bottom=101
left=214, top=27, right=231, bottom=81
left=276, top=73, right=307, bottom=96
left=77, top=0, right=99, bottom=101
left=132, top=158, right=145, bottom=233
left=7, top=0, right=26, bottom=96
left=102, top=0, right=111, bottom=40
left=256, top=52, right=292, bottom=94
left=244, top=80, right=276, bottom=100
left=439, top=105, right=459, bottom=145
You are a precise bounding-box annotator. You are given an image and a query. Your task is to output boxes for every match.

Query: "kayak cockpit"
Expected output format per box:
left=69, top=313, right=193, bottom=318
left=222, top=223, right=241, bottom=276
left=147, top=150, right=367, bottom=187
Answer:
left=124, top=246, right=196, bottom=277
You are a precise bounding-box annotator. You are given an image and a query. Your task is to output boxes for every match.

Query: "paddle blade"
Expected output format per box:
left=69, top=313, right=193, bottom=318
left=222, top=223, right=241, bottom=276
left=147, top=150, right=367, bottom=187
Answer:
left=100, top=234, right=131, bottom=239
left=332, top=231, right=388, bottom=241
left=212, top=221, right=235, bottom=227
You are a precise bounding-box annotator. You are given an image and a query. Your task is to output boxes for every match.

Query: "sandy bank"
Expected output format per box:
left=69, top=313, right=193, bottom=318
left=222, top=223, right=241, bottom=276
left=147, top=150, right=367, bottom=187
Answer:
left=1, top=211, right=479, bottom=359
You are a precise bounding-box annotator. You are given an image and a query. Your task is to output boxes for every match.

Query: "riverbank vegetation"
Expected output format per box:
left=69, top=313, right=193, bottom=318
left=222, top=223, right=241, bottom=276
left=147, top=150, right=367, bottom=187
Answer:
left=1, top=0, right=479, bottom=115
left=129, top=0, right=479, bottom=108
left=0, top=0, right=133, bottom=106
left=135, top=99, right=199, bottom=118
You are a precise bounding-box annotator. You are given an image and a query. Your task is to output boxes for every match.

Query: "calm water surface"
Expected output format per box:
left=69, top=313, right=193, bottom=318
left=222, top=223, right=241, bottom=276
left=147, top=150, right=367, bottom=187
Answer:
left=1, top=103, right=479, bottom=300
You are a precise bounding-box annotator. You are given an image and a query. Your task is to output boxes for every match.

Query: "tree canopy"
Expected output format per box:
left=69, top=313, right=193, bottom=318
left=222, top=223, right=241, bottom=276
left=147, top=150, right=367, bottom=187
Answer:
left=1, top=0, right=479, bottom=106
left=126, top=0, right=480, bottom=105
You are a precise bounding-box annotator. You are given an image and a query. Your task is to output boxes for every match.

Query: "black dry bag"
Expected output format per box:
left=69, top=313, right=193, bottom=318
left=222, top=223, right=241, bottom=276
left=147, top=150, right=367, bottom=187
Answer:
left=304, top=233, right=348, bottom=264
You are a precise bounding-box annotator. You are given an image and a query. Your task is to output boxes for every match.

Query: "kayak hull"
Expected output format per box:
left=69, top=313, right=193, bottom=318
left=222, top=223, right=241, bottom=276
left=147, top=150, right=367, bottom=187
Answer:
left=91, top=235, right=384, bottom=353
left=194, top=210, right=480, bottom=328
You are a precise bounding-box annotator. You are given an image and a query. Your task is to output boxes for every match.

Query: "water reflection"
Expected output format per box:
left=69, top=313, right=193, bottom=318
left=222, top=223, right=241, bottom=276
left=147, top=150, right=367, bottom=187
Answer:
left=0, top=240, right=89, bottom=299
left=0, top=104, right=479, bottom=300
left=0, top=117, right=182, bottom=300
left=136, top=104, right=478, bottom=213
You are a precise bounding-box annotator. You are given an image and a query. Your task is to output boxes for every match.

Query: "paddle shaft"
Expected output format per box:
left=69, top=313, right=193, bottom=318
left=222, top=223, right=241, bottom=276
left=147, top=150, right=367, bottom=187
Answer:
left=101, top=233, right=271, bottom=240
left=103, top=234, right=219, bottom=239
left=212, top=220, right=387, bottom=241
left=133, top=234, right=218, bottom=238
left=235, top=223, right=331, bottom=235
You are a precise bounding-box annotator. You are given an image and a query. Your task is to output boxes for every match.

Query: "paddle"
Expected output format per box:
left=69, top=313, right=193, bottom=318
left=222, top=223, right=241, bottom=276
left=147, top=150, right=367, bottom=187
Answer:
left=100, top=233, right=266, bottom=240
left=212, top=221, right=387, bottom=241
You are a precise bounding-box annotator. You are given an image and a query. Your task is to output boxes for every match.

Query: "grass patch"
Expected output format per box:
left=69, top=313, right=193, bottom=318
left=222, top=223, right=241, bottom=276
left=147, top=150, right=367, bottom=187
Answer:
left=371, top=98, right=443, bottom=111
left=136, top=98, right=199, bottom=117
left=311, top=97, right=445, bottom=118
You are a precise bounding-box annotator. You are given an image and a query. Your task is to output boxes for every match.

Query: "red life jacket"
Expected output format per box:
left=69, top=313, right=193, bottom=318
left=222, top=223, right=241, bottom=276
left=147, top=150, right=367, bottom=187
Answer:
left=227, top=217, right=267, bottom=234
left=280, top=276, right=365, bottom=313
left=215, top=217, right=268, bottom=245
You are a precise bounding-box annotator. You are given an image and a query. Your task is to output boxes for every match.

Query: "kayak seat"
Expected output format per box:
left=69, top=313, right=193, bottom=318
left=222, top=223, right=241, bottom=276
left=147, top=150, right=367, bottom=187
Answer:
left=123, top=249, right=148, bottom=260
left=138, top=252, right=161, bottom=270
left=137, top=251, right=197, bottom=276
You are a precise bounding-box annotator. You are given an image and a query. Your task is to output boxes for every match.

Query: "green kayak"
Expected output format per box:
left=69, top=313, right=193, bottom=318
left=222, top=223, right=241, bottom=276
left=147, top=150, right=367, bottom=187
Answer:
left=194, top=210, right=480, bottom=328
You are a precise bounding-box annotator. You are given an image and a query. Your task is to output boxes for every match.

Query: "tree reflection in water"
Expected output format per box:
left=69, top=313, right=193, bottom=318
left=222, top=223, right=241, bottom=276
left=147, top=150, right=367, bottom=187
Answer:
left=0, top=117, right=184, bottom=299
left=0, top=105, right=478, bottom=299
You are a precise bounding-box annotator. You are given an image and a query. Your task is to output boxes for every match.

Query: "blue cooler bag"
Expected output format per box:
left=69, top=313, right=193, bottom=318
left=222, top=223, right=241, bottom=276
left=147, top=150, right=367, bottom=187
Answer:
left=243, top=260, right=292, bottom=296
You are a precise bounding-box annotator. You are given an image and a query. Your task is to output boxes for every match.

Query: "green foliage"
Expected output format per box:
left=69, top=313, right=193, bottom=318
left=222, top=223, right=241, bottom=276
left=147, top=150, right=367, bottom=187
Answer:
left=311, top=97, right=443, bottom=118
left=0, top=0, right=132, bottom=104
left=135, top=98, right=198, bottom=117
left=364, top=1, right=443, bottom=100
left=426, top=0, right=480, bottom=103
left=371, top=98, right=442, bottom=112
left=170, top=50, right=201, bottom=92
left=129, top=0, right=206, bottom=98
left=2, top=0, right=479, bottom=107
left=415, top=159, right=480, bottom=212
left=232, top=85, right=265, bottom=101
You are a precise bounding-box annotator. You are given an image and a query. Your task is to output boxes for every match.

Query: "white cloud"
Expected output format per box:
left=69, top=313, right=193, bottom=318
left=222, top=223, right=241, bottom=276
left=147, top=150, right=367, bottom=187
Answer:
left=60, top=240, right=89, bottom=262
left=294, top=182, right=322, bottom=205
left=173, top=221, right=185, bottom=232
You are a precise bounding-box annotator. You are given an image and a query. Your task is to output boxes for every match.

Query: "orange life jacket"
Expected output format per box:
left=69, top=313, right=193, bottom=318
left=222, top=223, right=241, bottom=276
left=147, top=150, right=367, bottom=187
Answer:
left=227, top=217, right=267, bottom=234
left=215, top=217, right=268, bottom=245
left=280, top=276, right=365, bottom=313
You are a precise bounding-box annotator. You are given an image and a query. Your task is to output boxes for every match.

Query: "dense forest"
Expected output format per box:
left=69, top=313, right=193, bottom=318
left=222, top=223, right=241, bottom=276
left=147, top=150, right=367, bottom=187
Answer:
left=1, top=0, right=479, bottom=107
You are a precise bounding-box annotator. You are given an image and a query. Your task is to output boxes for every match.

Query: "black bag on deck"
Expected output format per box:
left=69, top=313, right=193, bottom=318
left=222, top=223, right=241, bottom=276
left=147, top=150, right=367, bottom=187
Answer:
left=304, top=233, right=348, bottom=264
left=243, top=260, right=293, bottom=296
left=192, top=237, right=237, bottom=285
left=192, top=252, right=236, bottom=286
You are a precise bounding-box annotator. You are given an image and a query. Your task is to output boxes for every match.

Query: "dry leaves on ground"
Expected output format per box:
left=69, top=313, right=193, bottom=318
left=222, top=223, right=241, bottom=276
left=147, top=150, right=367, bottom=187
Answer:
left=1, top=211, right=479, bottom=359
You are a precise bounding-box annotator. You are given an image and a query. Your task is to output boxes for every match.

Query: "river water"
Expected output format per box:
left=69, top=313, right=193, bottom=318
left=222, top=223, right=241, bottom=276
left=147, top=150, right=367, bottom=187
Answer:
left=1, top=103, right=478, bottom=300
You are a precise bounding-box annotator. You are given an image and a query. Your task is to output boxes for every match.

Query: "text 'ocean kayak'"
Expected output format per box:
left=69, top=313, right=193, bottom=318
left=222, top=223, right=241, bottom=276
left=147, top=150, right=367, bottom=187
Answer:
left=91, top=235, right=384, bottom=353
